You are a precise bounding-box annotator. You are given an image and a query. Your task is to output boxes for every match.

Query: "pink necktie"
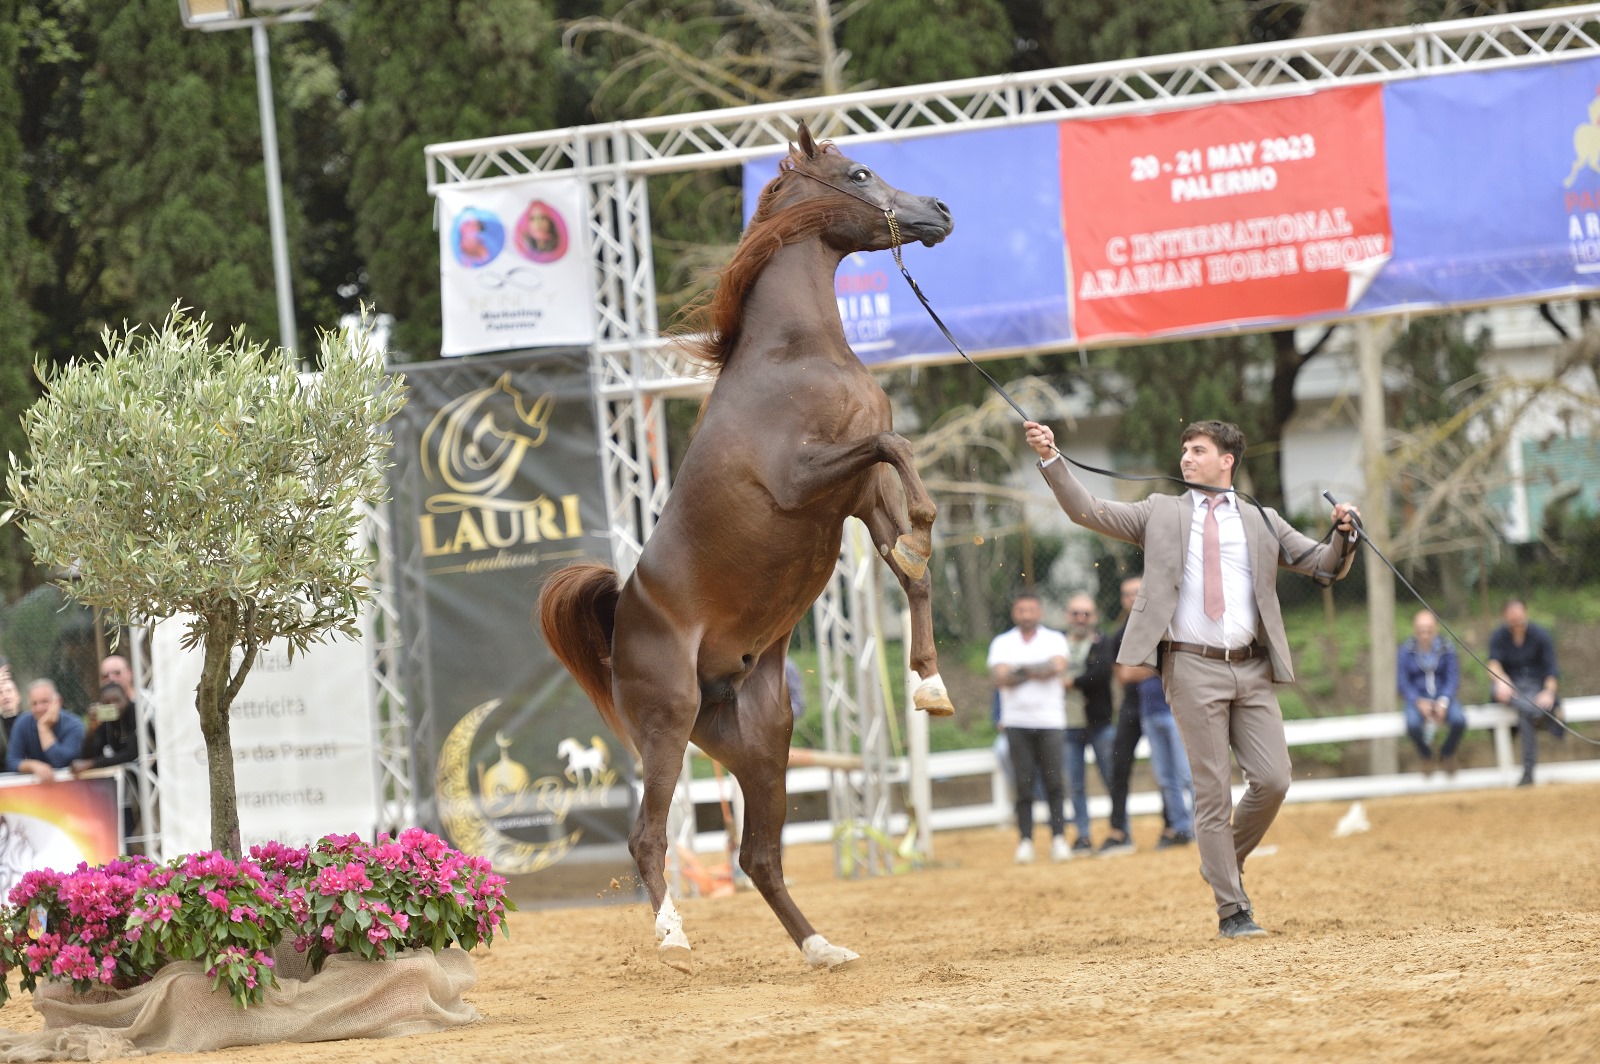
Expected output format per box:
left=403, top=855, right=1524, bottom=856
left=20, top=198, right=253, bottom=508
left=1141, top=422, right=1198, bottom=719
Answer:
left=1203, top=495, right=1225, bottom=621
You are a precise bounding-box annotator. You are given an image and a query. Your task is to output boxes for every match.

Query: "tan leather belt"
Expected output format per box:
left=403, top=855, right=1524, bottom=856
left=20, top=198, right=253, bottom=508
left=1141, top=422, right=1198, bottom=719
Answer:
left=1162, top=640, right=1267, bottom=663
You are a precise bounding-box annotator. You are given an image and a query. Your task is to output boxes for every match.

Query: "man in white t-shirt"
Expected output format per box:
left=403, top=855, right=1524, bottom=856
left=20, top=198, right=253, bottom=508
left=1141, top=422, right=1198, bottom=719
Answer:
left=988, top=594, right=1071, bottom=864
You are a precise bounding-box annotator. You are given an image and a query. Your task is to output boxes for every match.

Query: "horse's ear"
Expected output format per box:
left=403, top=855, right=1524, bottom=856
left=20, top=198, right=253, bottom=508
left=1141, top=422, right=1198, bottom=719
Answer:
left=795, top=120, right=818, bottom=160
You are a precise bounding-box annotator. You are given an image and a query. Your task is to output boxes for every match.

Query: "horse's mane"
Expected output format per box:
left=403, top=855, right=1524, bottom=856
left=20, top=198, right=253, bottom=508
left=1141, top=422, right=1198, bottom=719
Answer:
left=675, top=142, right=851, bottom=371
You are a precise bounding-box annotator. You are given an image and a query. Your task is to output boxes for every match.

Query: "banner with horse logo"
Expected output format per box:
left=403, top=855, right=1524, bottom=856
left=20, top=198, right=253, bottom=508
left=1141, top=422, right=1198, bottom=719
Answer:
left=438, top=175, right=596, bottom=356
left=1358, top=54, right=1600, bottom=311
left=387, top=350, right=636, bottom=901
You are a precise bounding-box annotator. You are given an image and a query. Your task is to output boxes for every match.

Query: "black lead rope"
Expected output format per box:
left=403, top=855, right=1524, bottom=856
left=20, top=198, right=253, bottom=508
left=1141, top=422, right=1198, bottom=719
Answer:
left=1326, top=497, right=1597, bottom=747
left=881, top=210, right=1336, bottom=571
left=884, top=204, right=1594, bottom=747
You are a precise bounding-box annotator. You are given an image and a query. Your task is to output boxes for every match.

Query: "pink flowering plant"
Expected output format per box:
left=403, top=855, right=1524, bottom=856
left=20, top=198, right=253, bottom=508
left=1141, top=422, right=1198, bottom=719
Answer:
left=0, top=859, right=153, bottom=1004
left=0, top=830, right=511, bottom=1009
left=251, top=829, right=513, bottom=973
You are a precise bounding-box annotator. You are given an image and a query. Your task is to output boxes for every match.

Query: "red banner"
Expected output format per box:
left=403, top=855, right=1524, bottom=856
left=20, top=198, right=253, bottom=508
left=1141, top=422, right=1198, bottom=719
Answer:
left=1059, top=85, right=1392, bottom=341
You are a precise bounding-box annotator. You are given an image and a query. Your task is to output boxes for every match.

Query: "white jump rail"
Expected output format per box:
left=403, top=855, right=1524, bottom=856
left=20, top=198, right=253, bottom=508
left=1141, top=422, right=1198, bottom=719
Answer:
left=686, top=696, right=1600, bottom=854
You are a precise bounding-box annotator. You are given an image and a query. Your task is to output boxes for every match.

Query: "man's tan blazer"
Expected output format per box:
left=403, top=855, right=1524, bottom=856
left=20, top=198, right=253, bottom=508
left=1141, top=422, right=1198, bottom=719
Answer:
left=1040, top=459, right=1356, bottom=683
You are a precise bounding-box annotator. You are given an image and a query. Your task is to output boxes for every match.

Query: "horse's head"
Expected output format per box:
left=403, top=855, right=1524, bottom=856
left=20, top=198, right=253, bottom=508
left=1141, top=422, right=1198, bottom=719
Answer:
left=760, top=121, right=954, bottom=255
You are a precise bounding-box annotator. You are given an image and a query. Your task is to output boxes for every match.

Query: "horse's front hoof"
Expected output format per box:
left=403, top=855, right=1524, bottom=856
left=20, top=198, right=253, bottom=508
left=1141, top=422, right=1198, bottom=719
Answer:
left=802, top=934, right=860, bottom=971
left=912, top=674, right=955, bottom=718
left=891, top=537, right=929, bottom=580
left=658, top=930, right=693, bottom=974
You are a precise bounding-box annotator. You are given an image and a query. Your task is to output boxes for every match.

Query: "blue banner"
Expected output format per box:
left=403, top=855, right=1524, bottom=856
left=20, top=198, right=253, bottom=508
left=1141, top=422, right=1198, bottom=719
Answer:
left=743, top=125, right=1070, bottom=365
left=742, top=59, right=1600, bottom=359
left=1360, top=55, right=1600, bottom=312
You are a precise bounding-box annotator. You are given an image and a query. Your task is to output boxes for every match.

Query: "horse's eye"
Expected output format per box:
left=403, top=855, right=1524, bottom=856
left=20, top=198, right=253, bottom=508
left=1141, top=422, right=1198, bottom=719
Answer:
left=851, top=169, right=871, bottom=184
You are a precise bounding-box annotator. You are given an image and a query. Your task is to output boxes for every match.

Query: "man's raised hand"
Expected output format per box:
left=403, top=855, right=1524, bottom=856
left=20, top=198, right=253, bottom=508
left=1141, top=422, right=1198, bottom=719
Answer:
left=1024, top=421, right=1057, bottom=461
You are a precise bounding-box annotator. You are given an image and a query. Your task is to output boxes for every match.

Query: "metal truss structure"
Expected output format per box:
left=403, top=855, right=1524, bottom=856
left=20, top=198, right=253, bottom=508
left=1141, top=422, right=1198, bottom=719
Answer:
left=419, top=3, right=1600, bottom=877
left=363, top=503, right=415, bottom=836
left=813, top=521, right=896, bottom=877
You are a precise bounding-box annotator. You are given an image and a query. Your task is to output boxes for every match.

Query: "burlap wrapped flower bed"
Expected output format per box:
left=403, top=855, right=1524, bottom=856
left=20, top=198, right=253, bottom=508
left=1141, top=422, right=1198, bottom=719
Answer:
left=0, top=831, right=511, bottom=1060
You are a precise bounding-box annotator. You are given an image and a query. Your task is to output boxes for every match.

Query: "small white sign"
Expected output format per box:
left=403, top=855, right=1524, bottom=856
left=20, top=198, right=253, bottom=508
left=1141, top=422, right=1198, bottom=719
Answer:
left=151, top=616, right=379, bottom=858
left=438, top=175, right=595, bottom=356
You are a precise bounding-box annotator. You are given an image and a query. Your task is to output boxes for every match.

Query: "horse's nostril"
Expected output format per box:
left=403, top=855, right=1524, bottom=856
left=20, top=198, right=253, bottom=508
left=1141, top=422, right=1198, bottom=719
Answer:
left=934, top=199, right=951, bottom=218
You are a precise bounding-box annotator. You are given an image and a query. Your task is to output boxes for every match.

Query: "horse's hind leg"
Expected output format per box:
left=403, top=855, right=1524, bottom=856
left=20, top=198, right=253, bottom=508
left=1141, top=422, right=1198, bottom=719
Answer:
left=612, top=601, right=702, bottom=973
left=858, top=466, right=953, bottom=717
left=697, top=644, right=860, bottom=971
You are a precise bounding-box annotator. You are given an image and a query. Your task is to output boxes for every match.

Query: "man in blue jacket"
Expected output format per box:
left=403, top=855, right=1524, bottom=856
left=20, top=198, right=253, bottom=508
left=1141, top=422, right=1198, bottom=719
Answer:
left=6, top=679, right=85, bottom=781
left=1397, top=610, right=1462, bottom=777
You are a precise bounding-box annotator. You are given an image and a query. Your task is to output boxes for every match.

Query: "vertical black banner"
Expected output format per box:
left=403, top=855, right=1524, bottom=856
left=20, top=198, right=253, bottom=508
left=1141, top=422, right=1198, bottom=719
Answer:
left=389, top=350, right=635, bottom=901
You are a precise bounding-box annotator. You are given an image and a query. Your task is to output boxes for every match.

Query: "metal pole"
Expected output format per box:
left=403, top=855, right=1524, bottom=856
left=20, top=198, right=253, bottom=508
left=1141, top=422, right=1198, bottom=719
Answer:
left=251, top=22, right=297, bottom=357
left=903, top=608, right=932, bottom=863
left=1356, top=319, right=1398, bottom=773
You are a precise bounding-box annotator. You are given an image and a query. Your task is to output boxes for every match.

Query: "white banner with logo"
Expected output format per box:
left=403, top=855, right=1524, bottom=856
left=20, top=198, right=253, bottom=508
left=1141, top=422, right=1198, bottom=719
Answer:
left=438, top=175, right=595, bottom=356
left=151, top=617, right=379, bottom=859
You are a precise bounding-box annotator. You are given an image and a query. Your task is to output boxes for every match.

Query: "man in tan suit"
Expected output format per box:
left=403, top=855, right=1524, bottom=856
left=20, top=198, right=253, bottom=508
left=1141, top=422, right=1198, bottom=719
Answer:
left=1024, top=418, right=1361, bottom=938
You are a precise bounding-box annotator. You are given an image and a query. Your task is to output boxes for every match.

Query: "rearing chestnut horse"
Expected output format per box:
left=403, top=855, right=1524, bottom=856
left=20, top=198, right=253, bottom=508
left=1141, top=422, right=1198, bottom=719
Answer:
left=539, top=122, right=954, bottom=973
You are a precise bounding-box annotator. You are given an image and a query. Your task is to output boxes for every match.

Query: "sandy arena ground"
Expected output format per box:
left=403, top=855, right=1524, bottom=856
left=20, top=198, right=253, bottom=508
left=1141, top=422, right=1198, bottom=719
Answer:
left=3, top=782, right=1597, bottom=1062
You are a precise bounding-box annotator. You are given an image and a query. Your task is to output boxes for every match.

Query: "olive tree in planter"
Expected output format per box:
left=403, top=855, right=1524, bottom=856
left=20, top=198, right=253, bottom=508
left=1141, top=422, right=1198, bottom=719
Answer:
left=4, top=308, right=406, bottom=853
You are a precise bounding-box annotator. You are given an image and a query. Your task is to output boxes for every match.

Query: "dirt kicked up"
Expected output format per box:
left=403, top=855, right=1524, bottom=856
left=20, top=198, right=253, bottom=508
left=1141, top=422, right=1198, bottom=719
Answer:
left=3, top=782, right=1597, bottom=1063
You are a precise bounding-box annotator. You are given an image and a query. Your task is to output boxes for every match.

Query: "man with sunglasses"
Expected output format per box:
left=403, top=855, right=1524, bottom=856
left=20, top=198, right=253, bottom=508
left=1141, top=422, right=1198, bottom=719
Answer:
left=1023, top=418, right=1360, bottom=939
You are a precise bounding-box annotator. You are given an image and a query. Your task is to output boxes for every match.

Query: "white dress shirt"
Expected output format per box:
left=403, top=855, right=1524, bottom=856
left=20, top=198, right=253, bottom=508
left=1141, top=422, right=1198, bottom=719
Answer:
left=987, top=626, right=1069, bottom=729
left=1169, top=490, right=1259, bottom=649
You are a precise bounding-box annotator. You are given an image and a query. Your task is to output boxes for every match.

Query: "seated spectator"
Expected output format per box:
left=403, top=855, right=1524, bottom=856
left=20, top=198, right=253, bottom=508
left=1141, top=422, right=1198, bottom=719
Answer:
left=1397, top=610, right=1463, bottom=777
left=7, top=679, right=86, bottom=781
left=72, top=682, right=140, bottom=774
left=1487, top=598, right=1560, bottom=787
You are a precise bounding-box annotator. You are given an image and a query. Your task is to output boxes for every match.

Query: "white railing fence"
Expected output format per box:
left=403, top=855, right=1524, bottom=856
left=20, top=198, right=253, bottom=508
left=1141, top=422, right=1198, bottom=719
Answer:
left=685, top=696, right=1600, bottom=856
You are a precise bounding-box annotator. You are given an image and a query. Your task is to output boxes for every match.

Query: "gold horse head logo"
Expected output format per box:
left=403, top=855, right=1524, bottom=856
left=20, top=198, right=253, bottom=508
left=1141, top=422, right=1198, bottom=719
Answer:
left=421, top=372, right=555, bottom=511
left=1564, top=86, right=1600, bottom=188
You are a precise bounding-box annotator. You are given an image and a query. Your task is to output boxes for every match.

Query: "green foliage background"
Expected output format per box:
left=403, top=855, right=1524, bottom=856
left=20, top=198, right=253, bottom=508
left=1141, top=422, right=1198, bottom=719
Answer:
left=0, top=0, right=1583, bottom=617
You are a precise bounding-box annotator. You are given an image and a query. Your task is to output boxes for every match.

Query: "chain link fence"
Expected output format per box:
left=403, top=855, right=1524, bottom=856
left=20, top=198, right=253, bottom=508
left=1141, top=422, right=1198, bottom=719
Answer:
left=0, top=583, right=108, bottom=716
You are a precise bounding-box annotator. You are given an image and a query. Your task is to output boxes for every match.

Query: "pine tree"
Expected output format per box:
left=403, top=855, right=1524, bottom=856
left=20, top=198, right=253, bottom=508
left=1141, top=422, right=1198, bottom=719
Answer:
left=838, top=0, right=1013, bottom=90
left=343, top=0, right=589, bottom=360
left=82, top=1, right=292, bottom=346
left=0, top=0, right=36, bottom=595
left=13, top=0, right=108, bottom=374
left=1038, top=0, right=1246, bottom=68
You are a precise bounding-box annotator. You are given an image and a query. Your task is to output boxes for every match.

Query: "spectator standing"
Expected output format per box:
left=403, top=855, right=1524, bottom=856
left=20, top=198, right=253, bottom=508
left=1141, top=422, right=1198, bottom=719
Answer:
left=74, top=681, right=142, bottom=842
left=988, top=594, right=1071, bottom=864
left=100, top=656, right=137, bottom=710
left=1100, top=576, right=1172, bottom=856
left=72, top=682, right=140, bottom=774
left=1487, top=598, right=1561, bottom=787
left=784, top=658, right=805, bottom=722
left=1397, top=610, right=1463, bottom=778
left=7, top=679, right=86, bottom=781
left=0, top=663, right=21, bottom=749
left=1116, top=658, right=1195, bottom=847
left=1024, top=417, right=1359, bottom=938
left=1061, top=594, right=1115, bottom=855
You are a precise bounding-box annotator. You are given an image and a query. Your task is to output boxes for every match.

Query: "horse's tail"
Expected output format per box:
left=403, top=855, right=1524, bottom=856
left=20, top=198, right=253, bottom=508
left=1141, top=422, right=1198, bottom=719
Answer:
left=537, top=562, right=629, bottom=751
